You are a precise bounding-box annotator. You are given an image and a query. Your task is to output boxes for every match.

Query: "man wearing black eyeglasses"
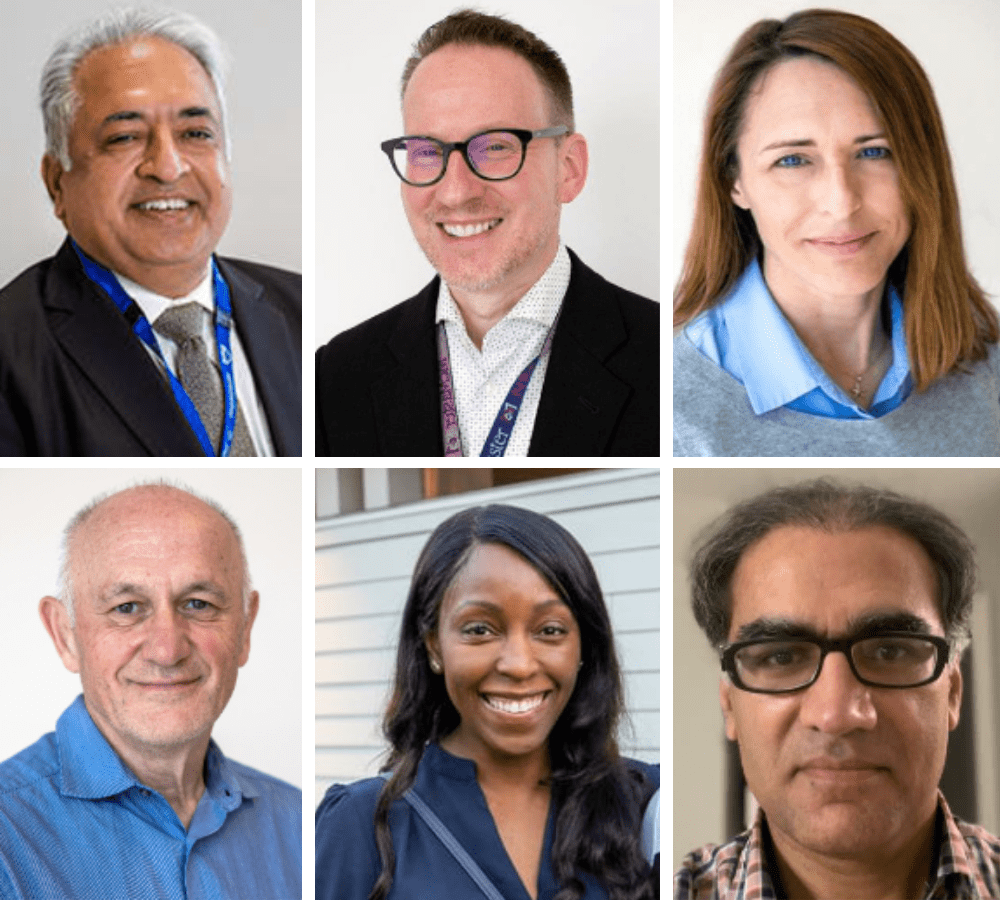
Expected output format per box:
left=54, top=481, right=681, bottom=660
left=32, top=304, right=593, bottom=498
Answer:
left=676, top=479, right=1000, bottom=900
left=315, top=9, right=659, bottom=457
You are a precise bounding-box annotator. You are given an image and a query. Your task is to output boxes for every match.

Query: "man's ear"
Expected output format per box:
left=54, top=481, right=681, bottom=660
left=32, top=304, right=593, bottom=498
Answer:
left=947, top=658, right=963, bottom=731
left=238, top=591, right=260, bottom=668
left=720, top=676, right=740, bottom=741
left=557, top=132, right=588, bottom=204
left=39, top=596, right=81, bottom=674
left=41, top=154, right=69, bottom=223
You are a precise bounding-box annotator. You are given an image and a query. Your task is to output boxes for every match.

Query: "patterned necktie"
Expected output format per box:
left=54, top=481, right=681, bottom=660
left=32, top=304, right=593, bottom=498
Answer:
left=153, top=302, right=256, bottom=456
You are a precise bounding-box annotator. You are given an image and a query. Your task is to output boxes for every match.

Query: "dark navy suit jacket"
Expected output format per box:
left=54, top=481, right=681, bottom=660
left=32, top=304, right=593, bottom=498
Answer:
left=0, top=238, right=301, bottom=456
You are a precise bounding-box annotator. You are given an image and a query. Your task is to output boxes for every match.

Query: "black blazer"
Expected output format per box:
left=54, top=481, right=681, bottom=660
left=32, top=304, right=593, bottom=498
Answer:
left=0, top=238, right=301, bottom=456
left=316, top=248, right=659, bottom=456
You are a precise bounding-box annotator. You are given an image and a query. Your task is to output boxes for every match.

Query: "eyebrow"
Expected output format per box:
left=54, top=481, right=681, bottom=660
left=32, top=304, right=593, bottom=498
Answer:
left=732, top=610, right=934, bottom=644
left=759, top=133, right=887, bottom=154
left=100, top=580, right=229, bottom=604
left=101, top=106, right=218, bottom=127
left=452, top=597, right=568, bottom=616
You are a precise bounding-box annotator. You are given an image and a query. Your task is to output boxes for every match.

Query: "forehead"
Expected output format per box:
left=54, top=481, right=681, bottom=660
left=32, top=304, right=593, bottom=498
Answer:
left=403, top=43, right=549, bottom=134
left=443, top=543, right=561, bottom=607
left=739, top=55, right=881, bottom=146
left=72, top=35, right=220, bottom=120
left=729, top=525, right=942, bottom=637
left=72, top=489, right=240, bottom=586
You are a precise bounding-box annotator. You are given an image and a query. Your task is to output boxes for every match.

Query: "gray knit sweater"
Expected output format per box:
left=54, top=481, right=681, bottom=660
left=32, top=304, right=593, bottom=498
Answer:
left=673, top=333, right=1000, bottom=457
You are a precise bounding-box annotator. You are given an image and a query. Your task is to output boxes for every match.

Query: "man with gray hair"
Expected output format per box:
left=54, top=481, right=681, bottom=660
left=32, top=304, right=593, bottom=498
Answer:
left=0, top=483, right=301, bottom=899
left=0, top=7, right=300, bottom=456
left=675, top=479, right=1000, bottom=900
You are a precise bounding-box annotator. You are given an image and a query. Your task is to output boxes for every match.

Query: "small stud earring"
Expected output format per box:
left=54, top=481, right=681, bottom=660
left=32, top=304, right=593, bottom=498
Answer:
left=430, top=658, right=442, bottom=674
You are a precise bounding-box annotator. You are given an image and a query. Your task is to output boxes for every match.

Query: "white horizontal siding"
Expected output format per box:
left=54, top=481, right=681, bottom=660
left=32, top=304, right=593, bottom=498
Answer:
left=315, top=468, right=660, bottom=806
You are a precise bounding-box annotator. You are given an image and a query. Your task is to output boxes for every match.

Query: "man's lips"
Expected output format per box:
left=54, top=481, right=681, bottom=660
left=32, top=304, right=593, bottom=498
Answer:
left=131, top=198, right=196, bottom=212
left=796, top=757, right=887, bottom=782
left=131, top=677, right=201, bottom=689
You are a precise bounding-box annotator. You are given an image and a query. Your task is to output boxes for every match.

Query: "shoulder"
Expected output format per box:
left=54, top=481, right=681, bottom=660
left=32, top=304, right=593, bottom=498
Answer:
left=566, top=249, right=659, bottom=325
left=216, top=257, right=301, bottom=319
left=225, top=757, right=302, bottom=807
left=674, top=830, right=752, bottom=900
left=318, top=281, right=436, bottom=356
left=622, top=757, right=660, bottom=794
left=315, top=776, right=385, bottom=829
left=0, top=254, right=69, bottom=327
left=0, top=731, right=59, bottom=799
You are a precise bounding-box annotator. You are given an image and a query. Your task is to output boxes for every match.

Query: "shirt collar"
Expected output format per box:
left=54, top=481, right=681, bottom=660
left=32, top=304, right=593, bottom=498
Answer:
left=711, top=257, right=909, bottom=415
left=116, top=267, right=214, bottom=327
left=55, top=693, right=256, bottom=808
left=434, top=241, right=570, bottom=336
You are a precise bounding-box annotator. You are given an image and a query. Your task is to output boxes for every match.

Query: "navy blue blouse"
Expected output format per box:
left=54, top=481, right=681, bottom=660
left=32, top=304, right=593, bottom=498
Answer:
left=315, top=743, right=659, bottom=900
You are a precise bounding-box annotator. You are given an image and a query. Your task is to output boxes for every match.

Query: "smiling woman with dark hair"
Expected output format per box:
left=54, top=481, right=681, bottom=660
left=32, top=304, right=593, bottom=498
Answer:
left=315, top=504, right=658, bottom=900
left=673, top=8, right=1000, bottom=457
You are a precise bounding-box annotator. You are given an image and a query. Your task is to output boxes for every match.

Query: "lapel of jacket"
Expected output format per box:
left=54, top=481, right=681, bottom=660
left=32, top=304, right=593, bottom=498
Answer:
left=44, top=240, right=202, bottom=455
left=370, top=279, right=444, bottom=455
left=219, top=260, right=301, bottom=456
left=528, top=250, right=633, bottom=455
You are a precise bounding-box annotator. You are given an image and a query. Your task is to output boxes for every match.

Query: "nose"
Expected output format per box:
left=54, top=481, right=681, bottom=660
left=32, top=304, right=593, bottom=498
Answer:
left=814, top=160, right=862, bottom=220
left=798, top=649, right=877, bottom=735
left=137, top=127, right=190, bottom=183
left=143, top=606, right=192, bottom=668
left=495, top=631, right=540, bottom=679
left=431, top=147, right=487, bottom=206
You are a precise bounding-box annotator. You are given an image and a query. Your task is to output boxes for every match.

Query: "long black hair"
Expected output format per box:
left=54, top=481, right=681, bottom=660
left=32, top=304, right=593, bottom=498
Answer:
left=370, top=504, right=655, bottom=900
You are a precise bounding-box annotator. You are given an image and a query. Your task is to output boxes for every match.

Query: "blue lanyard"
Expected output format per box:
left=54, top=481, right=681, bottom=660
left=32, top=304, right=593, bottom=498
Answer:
left=72, top=241, right=239, bottom=457
left=438, top=310, right=560, bottom=457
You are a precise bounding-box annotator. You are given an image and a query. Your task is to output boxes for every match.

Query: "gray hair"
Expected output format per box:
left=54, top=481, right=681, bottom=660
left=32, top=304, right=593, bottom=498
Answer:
left=41, top=6, right=230, bottom=170
left=689, top=479, right=978, bottom=657
left=58, top=480, right=253, bottom=626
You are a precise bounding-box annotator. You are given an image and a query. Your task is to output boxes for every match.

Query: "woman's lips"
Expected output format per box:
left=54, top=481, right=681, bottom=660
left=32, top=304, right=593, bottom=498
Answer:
left=806, top=232, right=876, bottom=257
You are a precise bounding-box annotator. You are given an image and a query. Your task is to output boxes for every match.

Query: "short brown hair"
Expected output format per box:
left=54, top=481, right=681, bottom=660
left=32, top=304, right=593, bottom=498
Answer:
left=674, top=9, right=998, bottom=391
left=400, top=9, right=574, bottom=131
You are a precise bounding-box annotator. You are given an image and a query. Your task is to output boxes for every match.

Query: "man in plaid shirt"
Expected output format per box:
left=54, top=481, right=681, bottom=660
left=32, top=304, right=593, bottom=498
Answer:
left=675, top=481, right=1000, bottom=900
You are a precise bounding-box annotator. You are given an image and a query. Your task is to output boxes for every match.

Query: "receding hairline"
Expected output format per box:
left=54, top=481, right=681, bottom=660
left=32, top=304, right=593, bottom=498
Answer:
left=59, top=481, right=253, bottom=618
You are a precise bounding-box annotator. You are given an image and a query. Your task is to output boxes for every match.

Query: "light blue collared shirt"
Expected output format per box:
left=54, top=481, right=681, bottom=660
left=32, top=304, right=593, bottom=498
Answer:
left=0, top=695, right=301, bottom=900
left=684, top=258, right=912, bottom=419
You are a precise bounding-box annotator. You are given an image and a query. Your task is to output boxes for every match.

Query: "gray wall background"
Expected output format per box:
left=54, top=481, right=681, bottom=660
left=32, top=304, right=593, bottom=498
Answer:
left=2, top=0, right=301, bottom=286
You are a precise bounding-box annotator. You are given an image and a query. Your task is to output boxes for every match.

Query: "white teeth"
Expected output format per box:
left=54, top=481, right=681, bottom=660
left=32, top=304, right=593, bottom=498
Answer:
left=138, top=199, right=190, bottom=211
left=442, top=219, right=500, bottom=238
left=484, top=693, right=545, bottom=714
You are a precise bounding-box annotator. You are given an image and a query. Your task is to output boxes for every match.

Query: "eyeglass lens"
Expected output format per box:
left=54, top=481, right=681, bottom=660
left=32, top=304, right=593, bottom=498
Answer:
left=733, top=636, right=940, bottom=691
left=394, top=131, right=524, bottom=184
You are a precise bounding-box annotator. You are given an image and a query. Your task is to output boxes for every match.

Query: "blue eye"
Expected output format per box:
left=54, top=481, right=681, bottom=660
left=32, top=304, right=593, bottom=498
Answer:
left=859, top=146, right=891, bottom=159
left=775, top=154, right=807, bottom=168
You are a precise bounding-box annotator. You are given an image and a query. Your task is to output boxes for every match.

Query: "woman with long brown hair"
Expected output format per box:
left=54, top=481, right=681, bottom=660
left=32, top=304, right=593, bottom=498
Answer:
left=673, top=9, right=1000, bottom=456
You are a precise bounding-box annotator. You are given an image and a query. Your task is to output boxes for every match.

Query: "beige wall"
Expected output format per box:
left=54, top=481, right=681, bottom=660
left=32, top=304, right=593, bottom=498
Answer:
left=673, top=466, right=1000, bottom=870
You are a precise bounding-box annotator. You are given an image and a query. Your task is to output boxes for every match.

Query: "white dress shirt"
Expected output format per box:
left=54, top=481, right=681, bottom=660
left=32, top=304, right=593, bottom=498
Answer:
left=117, top=270, right=276, bottom=456
left=435, top=243, right=570, bottom=457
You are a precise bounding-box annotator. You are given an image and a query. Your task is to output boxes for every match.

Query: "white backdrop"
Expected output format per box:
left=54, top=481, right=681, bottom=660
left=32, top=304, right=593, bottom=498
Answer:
left=316, top=0, right=659, bottom=346
left=0, top=467, right=302, bottom=789
left=672, top=0, right=1000, bottom=310
left=1, top=0, right=302, bottom=286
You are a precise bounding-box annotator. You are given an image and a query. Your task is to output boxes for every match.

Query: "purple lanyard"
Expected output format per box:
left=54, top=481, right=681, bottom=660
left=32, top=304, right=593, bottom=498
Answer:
left=438, top=312, right=560, bottom=457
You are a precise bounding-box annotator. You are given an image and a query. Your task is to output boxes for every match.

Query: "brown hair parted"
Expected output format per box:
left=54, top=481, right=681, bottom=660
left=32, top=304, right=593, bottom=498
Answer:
left=400, top=9, right=575, bottom=131
left=688, top=479, right=978, bottom=655
left=673, top=9, right=998, bottom=391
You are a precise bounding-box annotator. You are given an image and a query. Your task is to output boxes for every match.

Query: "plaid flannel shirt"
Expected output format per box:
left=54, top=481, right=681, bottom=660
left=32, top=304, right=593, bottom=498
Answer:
left=674, top=792, right=1000, bottom=900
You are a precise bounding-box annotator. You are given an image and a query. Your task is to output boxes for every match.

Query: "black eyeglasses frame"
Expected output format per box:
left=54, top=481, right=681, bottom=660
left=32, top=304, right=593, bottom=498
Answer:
left=719, top=631, right=951, bottom=694
left=380, top=126, right=570, bottom=187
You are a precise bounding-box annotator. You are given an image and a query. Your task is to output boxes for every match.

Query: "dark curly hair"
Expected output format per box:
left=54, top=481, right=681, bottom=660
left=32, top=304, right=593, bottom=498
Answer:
left=370, top=504, right=654, bottom=900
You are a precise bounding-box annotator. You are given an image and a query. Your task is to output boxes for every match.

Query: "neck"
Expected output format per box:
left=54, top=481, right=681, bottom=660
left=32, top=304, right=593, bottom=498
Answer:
left=769, top=812, right=935, bottom=900
left=447, top=243, right=560, bottom=350
left=74, top=240, right=212, bottom=299
left=440, top=733, right=551, bottom=794
left=764, top=264, right=890, bottom=402
left=91, top=717, right=210, bottom=830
